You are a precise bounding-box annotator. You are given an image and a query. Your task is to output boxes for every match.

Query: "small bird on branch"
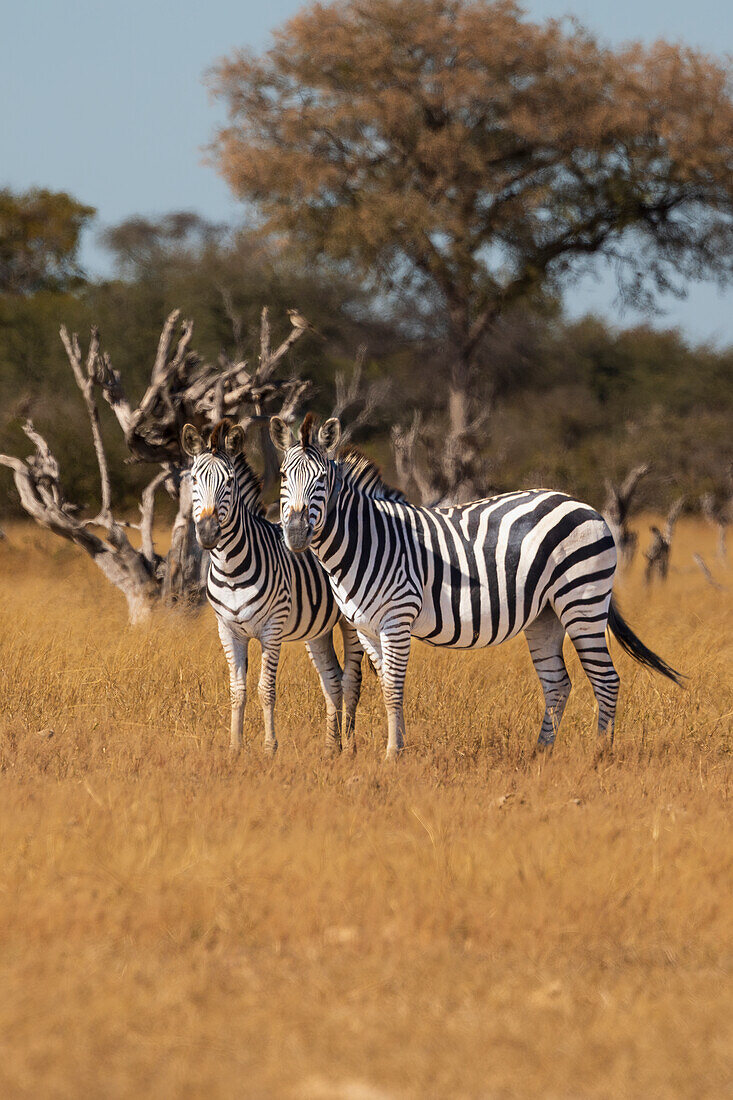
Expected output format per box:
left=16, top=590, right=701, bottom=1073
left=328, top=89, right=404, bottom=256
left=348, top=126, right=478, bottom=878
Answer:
left=287, top=309, right=323, bottom=338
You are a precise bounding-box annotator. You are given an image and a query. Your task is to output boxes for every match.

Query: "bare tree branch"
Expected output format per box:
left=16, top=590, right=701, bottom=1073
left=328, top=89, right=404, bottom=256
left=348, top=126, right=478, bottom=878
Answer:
left=604, top=464, right=651, bottom=566
left=693, top=553, right=726, bottom=590
left=391, top=412, right=438, bottom=504
left=0, top=419, right=157, bottom=622
left=1, top=307, right=327, bottom=620
left=59, top=324, right=113, bottom=523
left=139, top=469, right=170, bottom=568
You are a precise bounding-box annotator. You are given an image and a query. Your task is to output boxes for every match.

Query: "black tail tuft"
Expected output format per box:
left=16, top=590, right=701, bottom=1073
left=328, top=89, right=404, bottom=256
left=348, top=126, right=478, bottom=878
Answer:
left=608, top=597, right=684, bottom=686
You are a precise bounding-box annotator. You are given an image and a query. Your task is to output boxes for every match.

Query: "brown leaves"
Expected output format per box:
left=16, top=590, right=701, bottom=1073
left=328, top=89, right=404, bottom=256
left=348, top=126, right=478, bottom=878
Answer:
left=209, top=0, right=732, bottom=303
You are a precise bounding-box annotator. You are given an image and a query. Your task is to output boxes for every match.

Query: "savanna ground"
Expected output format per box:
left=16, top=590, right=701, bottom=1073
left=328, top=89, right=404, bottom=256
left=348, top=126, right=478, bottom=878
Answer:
left=0, top=519, right=731, bottom=1099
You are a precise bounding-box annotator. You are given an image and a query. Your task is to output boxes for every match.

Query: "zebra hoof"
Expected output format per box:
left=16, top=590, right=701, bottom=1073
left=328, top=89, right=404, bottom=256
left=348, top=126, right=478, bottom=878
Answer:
left=593, top=737, right=614, bottom=765
left=533, top=739, right=555, bottom=757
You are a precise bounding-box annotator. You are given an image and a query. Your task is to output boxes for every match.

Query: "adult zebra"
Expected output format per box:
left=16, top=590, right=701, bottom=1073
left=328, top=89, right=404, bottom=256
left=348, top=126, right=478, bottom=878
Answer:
left=270, top=414, right=682, bottom=759
left=182, top=418, right=366, bottom=755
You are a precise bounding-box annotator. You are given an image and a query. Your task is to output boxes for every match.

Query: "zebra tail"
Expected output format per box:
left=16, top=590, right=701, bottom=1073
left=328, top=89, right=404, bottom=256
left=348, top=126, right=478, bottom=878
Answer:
left=608, top=597, right=684, bottom=686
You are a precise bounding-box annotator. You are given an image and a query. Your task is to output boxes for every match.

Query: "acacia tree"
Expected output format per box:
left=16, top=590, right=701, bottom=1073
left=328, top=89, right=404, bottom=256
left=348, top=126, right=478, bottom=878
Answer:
left=210, top=0, right=733, bottom=496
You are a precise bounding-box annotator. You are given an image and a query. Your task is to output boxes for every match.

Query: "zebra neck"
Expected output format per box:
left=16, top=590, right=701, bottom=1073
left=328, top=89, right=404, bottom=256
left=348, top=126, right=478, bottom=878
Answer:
left=231, top=453, right=264, bottom=515
left=208, top=494, right=258, bottom=571
left=312, top=474, right=359, bottom=563
left=325, top=466, right=343, bottom=520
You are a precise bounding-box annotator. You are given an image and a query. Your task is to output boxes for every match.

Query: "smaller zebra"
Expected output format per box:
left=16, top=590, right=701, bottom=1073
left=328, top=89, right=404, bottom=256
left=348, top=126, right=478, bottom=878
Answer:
left=182, top=418, right=364, bottom=755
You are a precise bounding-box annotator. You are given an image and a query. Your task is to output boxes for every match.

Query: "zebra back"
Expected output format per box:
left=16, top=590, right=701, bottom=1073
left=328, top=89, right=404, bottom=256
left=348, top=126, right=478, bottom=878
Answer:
left=337, top=446, right=406, bottom=503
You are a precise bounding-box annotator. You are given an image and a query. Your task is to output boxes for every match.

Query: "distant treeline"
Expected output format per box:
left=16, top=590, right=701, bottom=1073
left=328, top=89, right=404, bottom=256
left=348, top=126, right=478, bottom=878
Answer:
left=1, top=213, right=731, bottom=518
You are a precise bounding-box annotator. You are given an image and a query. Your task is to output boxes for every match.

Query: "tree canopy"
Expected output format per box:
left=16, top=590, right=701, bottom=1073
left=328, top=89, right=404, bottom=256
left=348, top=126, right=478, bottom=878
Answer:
left=210, top=0, right=733, bottom=448
left=0, top=188, right=95, bottom=295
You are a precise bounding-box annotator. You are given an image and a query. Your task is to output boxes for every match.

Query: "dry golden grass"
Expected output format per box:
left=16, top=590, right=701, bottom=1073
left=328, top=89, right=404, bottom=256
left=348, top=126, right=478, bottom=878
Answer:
left=0, top=519, right=731, bottom=1099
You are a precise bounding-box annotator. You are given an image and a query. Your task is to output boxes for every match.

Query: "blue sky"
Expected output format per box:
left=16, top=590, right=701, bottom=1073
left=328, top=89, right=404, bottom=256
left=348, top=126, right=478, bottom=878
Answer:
left=2, top=0, right=731, bottom=344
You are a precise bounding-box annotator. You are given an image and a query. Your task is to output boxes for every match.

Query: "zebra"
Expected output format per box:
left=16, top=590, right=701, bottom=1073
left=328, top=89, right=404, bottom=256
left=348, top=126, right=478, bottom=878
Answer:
left=182, top=418, right=365, bottom=756
left=270, top=413, right=682, bottom=760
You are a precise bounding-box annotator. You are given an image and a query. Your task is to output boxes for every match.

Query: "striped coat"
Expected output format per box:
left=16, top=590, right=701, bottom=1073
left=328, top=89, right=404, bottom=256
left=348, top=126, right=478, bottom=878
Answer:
left=182, top=419, right=364, bottom=755
left=271, top=414, right=681, bottom=759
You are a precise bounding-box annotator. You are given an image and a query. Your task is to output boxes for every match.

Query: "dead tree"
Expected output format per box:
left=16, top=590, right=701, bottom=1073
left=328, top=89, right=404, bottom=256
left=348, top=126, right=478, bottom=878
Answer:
left=0, top=308, right=312, bottom=622
left=390, top=407, right=492, bottom=506
left=0, top=417, right=161, bottom=623
left=391, top=413, right=438, bottom=504
left=701, top=465, right=733, bottom=562
left=603, top=464, right=650, bottom=566
left=331, top=345, right=390, bottom=449
left=644, top=497, right=685, bottom=583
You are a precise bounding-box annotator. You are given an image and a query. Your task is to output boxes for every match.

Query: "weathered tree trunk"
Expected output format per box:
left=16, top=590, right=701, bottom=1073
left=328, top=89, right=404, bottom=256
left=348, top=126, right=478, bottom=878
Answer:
left=162, top=474, right=206, bottom=606
left=0, top=426, right=160, bottom=623
left=391, top=345, right=490, bottom=506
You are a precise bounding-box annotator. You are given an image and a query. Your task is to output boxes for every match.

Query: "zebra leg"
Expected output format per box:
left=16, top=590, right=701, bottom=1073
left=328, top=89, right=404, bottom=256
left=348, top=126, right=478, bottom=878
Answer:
left=563, top=614, right=620, bottom=744
left=379, top=619, right=412, bottom=761
left=524, top=607, right=571, bottom=750
left=338, top=619, right=363, bottom=754
left=357, top=631, right=383, bottom=678
left=305, top=633, right=344, bottom=755
left=217, top=620, right=249, bottom=753
left=258, top=637, right=282, bottom=755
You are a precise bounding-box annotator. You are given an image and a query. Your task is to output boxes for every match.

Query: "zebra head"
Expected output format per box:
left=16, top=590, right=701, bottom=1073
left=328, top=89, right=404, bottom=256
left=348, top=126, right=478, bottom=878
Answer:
left=181, top=419, right=246, bottom=549
left=270, top=413, right=342, bottom=553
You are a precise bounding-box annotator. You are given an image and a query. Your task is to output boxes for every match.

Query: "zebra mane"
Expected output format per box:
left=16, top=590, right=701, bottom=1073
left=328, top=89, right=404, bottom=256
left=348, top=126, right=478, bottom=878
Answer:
left=208, top=418, right=265, bottom=516
left=337, top=446, right=406, bottom=502
left=300, top=412, right=317, bottom=446
left=231, top=454, right=266, bottom=516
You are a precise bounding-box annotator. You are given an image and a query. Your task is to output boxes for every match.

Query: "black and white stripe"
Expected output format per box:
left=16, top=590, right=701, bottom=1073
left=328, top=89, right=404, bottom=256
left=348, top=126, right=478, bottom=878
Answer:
left=182, top=419, right=363, bottom=755
left=271, top=414, right=681, bottom=759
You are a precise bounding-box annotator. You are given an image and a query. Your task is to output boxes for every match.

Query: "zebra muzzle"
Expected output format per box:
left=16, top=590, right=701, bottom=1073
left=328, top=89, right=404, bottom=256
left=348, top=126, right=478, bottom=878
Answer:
left=284, top=509, right=313, bottom=553
left=196, top=513, right=221, bottom=548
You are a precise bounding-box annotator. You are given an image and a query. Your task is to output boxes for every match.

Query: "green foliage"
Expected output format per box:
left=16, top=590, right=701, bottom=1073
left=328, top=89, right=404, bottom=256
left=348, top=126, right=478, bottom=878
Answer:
left=0, top=188, right=95, bottom=295
left=1, top=204, right=731, bottom=520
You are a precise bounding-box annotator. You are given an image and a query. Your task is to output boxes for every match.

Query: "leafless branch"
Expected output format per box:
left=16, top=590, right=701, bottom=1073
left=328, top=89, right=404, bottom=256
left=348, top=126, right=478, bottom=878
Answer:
left=0, top=419, right=158, bottom=621
left=701, top=479, right=732, bottom=562
left=693, top=553, right=726, bottom=590
left=391, top=412, right=438, bottom=504
left=139, top=469, right=171, bottom=568
left=604, top=464, right=651, bottom=566
left=59, top=325, right=113, bottom=524
left=330, top=345, right=390, bottom=448
left=217, top=283, right=245, bottom=359
left=1, top=307, right=320, bottom=620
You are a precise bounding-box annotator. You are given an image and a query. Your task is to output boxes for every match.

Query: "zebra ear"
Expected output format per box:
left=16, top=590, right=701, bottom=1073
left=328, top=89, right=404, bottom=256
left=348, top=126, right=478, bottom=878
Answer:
left=225, top=424, right=245, bottom=458
left=318, top=417, right=341, bottom=453
left=181, top=424, right=204, bottom=457
left=269, top=416, right=295, bottom=453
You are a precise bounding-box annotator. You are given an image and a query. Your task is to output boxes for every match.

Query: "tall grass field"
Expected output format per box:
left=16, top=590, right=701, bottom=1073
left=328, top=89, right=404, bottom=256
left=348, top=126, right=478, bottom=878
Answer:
left=0, top=520, right=731, bottom=1098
